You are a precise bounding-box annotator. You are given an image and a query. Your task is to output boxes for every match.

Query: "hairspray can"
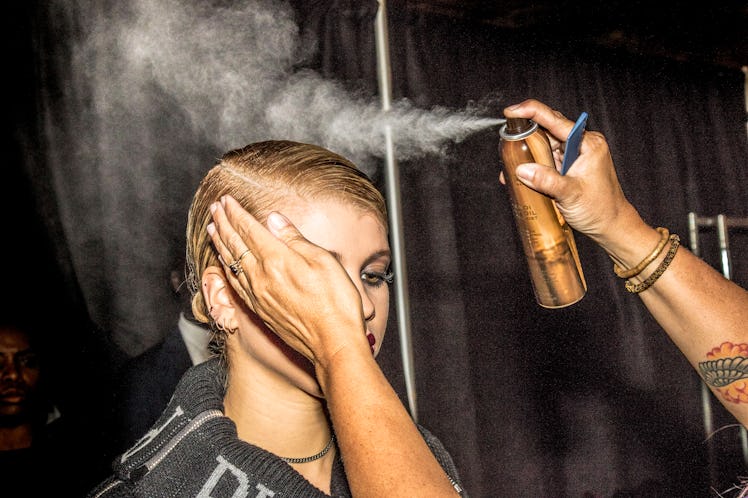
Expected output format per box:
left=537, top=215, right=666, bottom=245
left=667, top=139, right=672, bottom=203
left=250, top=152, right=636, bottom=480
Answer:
left=499, top=117, right=587, bottom=308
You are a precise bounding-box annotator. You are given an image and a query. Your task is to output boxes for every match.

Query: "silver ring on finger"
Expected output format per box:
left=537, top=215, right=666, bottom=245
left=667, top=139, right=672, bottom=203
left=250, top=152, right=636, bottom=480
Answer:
left=229, top=249, right=251, bottom=276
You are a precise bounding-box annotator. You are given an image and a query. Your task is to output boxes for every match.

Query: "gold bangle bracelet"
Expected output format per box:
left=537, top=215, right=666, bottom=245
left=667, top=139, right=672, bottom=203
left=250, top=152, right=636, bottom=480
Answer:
left=625, top=234, right=680, bottom=293
left=613, top=227, right=670, bottom=279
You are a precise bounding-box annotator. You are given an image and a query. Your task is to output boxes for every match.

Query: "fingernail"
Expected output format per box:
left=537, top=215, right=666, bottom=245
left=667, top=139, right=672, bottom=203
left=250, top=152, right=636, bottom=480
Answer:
left=206, top=223, right=215, bottom=235
left=210, top=202, right=217, bottom=213
left=516, top=164, right=535, bottom=181
left=267, top=212, right=287, bottom=231
left=505, top=104, right=520, bottom=111
left=220, top=195, right=227, bottom=206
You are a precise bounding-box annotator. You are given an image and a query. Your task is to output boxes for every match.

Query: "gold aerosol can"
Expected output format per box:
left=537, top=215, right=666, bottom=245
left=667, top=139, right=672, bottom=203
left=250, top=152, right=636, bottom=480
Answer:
left=499, top=117, right=586, bottom=308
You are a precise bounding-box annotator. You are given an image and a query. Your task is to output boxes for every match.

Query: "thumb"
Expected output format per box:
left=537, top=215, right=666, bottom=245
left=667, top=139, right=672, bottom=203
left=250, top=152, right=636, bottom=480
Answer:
left=515, top=163, right=566, bottom=200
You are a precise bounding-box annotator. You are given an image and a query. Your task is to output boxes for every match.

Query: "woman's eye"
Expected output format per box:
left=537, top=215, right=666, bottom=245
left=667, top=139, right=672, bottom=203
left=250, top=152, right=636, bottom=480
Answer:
left=361, top=269, right=394, bottom=287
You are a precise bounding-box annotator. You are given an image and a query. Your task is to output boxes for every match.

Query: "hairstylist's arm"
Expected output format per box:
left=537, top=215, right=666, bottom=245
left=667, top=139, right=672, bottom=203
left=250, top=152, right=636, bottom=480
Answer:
left=504, top=99, right=748, bottom=427
left=207, top=196, right=460, bottom=498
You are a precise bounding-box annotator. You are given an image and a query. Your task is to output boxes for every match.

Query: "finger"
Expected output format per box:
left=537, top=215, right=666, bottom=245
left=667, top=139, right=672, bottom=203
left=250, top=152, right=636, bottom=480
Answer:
left=207, top=219, right=248, bottom=281
left=265, top=211, right=314, bottom=252
left=264, top=209, right=335, bottom=265
left=552, top=149, right=565, bottom=172
left=206, top=217, right=258, bottom=313
left=503, top=99, right=575, bottom=143
left=207, top=204, right=256, bottom=297
left=206, top=216, right=233, bottom=270
left=209, top=202, right=254, bottom=271
left=220, top=195, right=288, bottom=259
left=513, top=162, right=570, bottom=201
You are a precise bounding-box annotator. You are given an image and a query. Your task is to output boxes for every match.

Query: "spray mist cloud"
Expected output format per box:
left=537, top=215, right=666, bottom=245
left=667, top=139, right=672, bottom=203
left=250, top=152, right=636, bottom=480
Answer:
left=49, top=0, right=503, bottom=353
left=85, top=0, right=502, bottom=173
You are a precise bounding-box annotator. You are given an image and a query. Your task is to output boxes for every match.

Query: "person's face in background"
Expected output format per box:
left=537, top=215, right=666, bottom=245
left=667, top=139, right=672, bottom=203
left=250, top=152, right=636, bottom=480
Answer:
left=0, top=327, right=41, bottom=423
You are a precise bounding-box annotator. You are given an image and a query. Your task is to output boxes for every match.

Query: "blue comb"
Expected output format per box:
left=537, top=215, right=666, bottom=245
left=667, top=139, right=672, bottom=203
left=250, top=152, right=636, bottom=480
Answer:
left=561, top=112, right=588, bottom=175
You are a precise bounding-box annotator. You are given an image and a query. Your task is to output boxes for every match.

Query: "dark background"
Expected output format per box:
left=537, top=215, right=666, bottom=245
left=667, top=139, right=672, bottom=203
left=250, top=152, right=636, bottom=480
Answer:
left=5, top=1, right=748, bottom=496
left=415, top=0, right=747, bottom=71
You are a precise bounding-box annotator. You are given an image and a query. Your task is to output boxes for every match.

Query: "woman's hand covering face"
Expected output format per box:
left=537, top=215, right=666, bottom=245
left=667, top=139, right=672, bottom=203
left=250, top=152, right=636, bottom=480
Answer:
left=207, top=195, right=367, bottom=369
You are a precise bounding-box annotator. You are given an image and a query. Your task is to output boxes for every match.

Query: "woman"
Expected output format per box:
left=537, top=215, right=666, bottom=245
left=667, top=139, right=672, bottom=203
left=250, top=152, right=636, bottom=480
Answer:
left=89, top=141, right=466, bottom=497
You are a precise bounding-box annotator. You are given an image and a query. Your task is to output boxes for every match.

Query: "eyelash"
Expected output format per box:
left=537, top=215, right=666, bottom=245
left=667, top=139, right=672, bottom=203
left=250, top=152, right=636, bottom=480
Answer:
left=361, top=269, right=394, bottom=288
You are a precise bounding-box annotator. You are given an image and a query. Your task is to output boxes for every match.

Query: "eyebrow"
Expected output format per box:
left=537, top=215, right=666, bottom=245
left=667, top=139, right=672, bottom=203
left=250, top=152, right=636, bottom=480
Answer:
left=329, top=249, right=391, bottom=267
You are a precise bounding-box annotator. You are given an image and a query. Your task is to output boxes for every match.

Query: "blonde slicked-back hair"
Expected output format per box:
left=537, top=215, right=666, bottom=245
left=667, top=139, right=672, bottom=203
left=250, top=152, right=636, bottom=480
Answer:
left=185, top=140, right=387, bottom=361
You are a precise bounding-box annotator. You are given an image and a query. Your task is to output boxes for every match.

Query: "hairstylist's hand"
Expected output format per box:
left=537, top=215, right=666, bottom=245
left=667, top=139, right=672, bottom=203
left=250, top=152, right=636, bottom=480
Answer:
left=207, top=195, right=367, bottom=371
left=503, top=99, right=637, bottom=245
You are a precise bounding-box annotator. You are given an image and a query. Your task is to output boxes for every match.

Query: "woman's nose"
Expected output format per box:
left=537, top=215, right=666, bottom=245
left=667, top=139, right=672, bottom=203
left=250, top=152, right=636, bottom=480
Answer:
left=352, top=278, right=376, bottom=322
left=361, top=291, right=376, bottom=322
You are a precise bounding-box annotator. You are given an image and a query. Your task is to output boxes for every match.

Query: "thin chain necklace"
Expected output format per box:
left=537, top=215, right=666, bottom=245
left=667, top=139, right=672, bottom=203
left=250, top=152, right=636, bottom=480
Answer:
left=279, top=434, right=335, bottom=464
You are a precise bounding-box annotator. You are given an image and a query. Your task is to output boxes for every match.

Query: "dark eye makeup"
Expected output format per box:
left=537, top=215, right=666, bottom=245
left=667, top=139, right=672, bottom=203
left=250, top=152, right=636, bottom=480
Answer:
left=361, top=268, right=394, bottom=287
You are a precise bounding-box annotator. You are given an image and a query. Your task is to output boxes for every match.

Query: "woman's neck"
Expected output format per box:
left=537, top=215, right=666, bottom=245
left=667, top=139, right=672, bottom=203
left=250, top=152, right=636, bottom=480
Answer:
left=225, top=376, right=330, bottom=442
left=224, top=361, right=335, bottom=492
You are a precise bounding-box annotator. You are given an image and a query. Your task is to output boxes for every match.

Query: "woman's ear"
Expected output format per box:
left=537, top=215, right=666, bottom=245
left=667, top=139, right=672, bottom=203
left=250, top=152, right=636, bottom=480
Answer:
left=202, top=266, right=239, bottom=333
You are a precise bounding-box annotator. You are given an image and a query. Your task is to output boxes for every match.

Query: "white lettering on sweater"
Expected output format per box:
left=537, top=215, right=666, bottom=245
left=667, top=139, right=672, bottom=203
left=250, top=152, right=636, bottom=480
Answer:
left=121, top=406, right=185, bottom=462
left=254, top=483, right=276, bottom=498
left=197, top=456, right=276, bottom=498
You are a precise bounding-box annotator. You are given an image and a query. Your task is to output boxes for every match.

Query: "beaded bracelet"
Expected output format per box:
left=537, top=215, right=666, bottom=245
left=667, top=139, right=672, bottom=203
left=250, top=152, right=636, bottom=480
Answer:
left=613, top=227, right=670, bottom=278
left=625, top=234, right=680, bottom=293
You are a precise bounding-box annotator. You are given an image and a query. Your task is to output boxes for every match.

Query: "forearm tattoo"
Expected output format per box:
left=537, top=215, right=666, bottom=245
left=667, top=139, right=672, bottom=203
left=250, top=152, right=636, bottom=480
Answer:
left=699, top=342, right=748, bottom=403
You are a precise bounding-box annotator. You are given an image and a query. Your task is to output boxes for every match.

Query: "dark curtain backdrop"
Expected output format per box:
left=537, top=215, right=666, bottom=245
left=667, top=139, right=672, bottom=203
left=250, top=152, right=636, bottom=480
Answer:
left=8, top=0, right=748, bottom=496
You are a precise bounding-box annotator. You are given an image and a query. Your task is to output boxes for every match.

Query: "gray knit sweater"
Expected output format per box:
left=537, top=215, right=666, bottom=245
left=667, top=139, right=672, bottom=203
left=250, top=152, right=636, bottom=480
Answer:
left=88, top=358, right=467, bottom=497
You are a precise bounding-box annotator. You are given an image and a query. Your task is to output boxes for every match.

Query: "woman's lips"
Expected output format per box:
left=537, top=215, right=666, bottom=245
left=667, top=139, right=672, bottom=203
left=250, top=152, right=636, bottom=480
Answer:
left=366, top=332, right=376, bottom=354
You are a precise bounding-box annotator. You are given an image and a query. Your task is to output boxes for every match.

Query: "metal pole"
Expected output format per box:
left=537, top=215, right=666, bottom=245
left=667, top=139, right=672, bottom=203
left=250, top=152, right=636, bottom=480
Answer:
left=688, top=212, right=717, bottom=488
left=742, top=66, right=747, bottom=140
left=375, top=0, right=418, bottom=421
left=716, top=215, right=732, bottom=280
